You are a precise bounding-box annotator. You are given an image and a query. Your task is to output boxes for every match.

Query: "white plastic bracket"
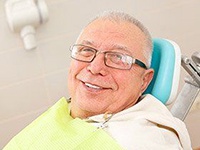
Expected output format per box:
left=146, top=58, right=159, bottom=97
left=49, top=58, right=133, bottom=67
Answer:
left=5, top=0, right=49, bottom=50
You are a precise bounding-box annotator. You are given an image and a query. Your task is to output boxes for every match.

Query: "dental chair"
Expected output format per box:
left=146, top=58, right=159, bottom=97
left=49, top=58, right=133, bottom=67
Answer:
left=145, top=38, right=200, bottom=120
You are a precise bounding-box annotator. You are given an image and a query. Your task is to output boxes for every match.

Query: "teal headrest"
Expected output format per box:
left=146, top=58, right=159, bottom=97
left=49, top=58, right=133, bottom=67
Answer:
left=144, top=38, right=176, bottom=104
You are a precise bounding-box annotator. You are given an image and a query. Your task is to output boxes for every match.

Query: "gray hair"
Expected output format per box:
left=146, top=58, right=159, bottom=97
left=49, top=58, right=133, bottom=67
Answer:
left=81, top=11, right=153, bottom=68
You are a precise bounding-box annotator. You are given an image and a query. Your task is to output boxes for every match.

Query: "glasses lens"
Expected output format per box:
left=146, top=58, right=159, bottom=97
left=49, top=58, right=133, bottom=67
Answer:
left=105, top=52, right=132, bottom=69
left=71, top=45, right=95, bottom=62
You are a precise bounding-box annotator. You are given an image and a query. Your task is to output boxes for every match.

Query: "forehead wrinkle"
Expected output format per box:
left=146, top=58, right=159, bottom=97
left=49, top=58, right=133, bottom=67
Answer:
left=79, top=40, right=133, bottom=55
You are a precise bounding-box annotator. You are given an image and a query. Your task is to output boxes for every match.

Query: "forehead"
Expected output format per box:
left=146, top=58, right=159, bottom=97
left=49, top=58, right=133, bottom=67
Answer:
left=77, top=19, right=146, bottom=59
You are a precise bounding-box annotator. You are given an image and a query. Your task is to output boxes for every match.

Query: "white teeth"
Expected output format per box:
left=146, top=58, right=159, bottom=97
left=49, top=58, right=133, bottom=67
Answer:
left=85, top=83, right=101, bottom=89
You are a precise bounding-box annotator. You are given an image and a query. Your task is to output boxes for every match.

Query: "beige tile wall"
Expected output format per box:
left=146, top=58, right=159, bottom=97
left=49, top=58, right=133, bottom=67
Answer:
left=0, top=0, right=200, bottom=148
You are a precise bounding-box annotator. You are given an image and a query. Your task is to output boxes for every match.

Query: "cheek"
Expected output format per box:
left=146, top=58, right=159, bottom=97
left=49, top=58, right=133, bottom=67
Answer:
left=67, top=67, right=74, bottom=97
left=67, top=61, right=86, bottom=94
left=107, top=72, right=144, bottom=112
left=116, top=71, right=143, bottom=95
left=68, top=61, right=86, bottom=77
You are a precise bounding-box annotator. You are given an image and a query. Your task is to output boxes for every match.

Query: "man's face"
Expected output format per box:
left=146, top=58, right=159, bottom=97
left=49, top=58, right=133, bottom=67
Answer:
left=68, top=19, right=153, bottom=118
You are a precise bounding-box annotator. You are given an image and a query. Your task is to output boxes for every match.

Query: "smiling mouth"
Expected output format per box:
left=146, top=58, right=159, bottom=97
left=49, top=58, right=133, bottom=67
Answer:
left=84, top=82, right=102, bottom=90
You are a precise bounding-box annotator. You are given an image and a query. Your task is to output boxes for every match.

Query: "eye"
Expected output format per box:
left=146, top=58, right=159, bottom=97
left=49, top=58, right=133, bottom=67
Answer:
left=114, top=53, right=123, bottom=60
left=107, top=53, right=124, bottom=63
left=78, top=47, right=95, bottom=57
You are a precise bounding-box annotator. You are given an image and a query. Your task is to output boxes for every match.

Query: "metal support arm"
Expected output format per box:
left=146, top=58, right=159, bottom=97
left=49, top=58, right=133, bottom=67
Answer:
left=170, top=52, right=200, bottom=120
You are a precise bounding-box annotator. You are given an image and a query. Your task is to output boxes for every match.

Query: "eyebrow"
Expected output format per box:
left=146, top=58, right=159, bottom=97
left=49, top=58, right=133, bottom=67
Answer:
left=81, top=40, right=94, bottom=46
left=111, top=44, right=131, bottom=54
left=80, top=40, right=132, bottom=55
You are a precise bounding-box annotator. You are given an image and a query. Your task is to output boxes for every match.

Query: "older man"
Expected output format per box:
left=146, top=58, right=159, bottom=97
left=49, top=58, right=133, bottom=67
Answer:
left=4, top=11, right=191, bottom=150
left=68, top=12, right=154, bottom=119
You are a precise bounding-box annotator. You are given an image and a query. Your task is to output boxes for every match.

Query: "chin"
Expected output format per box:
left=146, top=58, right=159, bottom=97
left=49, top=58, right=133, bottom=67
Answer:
left=77, top=99, right=106, bottom=115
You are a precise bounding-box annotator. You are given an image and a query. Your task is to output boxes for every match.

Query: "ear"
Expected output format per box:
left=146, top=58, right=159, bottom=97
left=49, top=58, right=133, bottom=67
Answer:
left=141, top=68, right=154, bottom=93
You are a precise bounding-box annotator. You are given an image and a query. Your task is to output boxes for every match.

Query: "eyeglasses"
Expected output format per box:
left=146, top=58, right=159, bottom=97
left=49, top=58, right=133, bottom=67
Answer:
left=69, top=44, right=147, bottom=70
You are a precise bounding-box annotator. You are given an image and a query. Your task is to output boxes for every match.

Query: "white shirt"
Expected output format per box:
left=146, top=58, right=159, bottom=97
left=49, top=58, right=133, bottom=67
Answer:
left=86, top=94, right=192, bottom=150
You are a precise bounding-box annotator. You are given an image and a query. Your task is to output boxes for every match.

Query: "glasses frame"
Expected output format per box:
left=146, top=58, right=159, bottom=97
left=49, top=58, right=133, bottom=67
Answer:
left=69, top=44, right=148, bottom=70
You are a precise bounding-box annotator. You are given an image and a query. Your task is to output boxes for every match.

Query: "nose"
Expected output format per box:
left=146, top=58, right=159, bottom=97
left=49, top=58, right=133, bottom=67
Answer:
left=86, top=53, right=108, bottom=76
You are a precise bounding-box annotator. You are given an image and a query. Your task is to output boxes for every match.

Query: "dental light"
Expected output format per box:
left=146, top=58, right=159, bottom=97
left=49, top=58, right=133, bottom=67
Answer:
left=5, top=0, right=49, bottom=50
